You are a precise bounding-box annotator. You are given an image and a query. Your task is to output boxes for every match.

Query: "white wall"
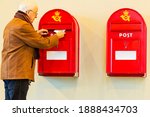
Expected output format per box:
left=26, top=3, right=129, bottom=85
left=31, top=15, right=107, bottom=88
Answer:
left=0, top=0, right=150, bottom=100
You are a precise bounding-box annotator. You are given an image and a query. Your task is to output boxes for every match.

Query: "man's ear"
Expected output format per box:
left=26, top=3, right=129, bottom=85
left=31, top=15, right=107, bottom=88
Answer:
left=26, top=10, right=30, bottom=15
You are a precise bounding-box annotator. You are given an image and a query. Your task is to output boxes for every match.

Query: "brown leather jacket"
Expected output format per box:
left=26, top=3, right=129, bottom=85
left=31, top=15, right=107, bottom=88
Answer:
left=1, top=17, right=59, bottom=81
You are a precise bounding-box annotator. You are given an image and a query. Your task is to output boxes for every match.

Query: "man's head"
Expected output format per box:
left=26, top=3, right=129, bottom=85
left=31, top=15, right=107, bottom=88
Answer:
left=18, top=0, right=38, bottom=23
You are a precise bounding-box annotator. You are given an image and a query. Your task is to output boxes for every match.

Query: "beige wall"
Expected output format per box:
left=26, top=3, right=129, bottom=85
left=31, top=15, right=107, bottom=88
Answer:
left=0, top=0, right=150, bottom=100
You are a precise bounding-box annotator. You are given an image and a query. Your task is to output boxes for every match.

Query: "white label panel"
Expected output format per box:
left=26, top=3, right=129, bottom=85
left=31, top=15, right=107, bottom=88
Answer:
left=46, top=51, right=67, bottom=60
left=115, top=51, right=136, bottom=60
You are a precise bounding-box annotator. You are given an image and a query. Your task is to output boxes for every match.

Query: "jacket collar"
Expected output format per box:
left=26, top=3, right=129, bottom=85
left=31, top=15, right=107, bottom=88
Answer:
left=14, top=10, right=32, bottom=26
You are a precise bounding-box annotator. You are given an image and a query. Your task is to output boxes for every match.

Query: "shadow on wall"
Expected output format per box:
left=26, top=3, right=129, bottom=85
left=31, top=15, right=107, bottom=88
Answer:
left=107, top=76, right=146, bottom=89
left=78, top=15, right=106, bottom=77
left=45, top=77, right=78, bottom=90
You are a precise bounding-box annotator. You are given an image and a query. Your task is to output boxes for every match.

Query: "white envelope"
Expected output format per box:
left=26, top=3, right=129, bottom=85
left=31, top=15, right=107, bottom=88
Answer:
left=54, top=30, right=65, bottom=33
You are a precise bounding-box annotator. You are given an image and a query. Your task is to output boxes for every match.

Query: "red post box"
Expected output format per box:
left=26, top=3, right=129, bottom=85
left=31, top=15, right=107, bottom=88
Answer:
left=106, top=8, right=147, bottom=77
left=38, top=9, right=79, bottom=77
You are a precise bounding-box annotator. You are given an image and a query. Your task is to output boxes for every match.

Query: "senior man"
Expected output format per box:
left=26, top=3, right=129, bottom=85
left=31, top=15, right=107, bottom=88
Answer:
left=1, top=1, right=65, bottom=100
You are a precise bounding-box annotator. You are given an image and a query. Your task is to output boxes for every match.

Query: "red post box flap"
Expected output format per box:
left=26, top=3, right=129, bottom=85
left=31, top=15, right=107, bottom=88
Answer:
left=41, top=24, right=72, bottom=30
left=111, top=23, right=141, bottom=31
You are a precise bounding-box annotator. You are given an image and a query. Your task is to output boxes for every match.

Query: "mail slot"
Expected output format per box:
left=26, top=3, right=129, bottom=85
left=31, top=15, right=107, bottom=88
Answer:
left=106, top=8, right=147, bottom=77
left=38, top=9, right=79, bottom=77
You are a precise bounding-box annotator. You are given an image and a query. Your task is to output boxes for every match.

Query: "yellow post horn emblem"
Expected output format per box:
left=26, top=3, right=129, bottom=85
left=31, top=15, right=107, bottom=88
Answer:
left=120, top=10, right=130, bottom=22
left=52, top=11, right=62, bottom=22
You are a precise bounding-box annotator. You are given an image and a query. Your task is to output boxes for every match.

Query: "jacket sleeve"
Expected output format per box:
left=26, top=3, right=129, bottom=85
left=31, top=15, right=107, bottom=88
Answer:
left=13, top=22, right=59, bottom=49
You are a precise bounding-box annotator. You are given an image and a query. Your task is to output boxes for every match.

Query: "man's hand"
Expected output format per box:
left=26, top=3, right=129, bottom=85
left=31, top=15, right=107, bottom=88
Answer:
left=37, top=29, right=49, bottom=36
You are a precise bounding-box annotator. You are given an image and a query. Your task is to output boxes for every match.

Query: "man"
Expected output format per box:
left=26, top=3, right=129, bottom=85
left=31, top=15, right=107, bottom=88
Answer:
left=1, top=1, right=65, bottom=100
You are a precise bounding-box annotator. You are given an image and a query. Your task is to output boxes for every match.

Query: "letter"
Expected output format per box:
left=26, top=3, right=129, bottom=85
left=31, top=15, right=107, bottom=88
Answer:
left=12, top=107, right=17, bottom=113
left=59, top=108, right=63, bottom=113
left=119, top=33, right=122, bottom=37
left=53, top=108, right=59, bottom=113
left=123, top=33, right=126, bottom=37
left=64, top=106, right=69, bottom=113
left=130, top=33, right=133, bottom=37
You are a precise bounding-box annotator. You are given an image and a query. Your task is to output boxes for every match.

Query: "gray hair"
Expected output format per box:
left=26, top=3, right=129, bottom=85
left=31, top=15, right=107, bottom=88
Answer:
left=18, top=0, right=38, bottom=13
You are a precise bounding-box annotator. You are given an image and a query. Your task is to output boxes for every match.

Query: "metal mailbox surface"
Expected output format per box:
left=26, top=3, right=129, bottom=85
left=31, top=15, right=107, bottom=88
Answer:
left=106, top=8, right=147, bottom=77
left=38, top=9, right=79, bottom=77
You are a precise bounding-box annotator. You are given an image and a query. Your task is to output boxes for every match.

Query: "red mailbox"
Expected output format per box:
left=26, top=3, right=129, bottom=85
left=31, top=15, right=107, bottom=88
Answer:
left=106, top=8, right=147, bottom=77
left=38, top=9, right=79, bottom=77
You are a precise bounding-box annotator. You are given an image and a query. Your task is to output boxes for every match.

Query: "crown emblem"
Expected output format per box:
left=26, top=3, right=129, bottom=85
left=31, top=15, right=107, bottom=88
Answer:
left=52, top=11, right=62, bottom=22
left=120, top=10, right=130, bottom=22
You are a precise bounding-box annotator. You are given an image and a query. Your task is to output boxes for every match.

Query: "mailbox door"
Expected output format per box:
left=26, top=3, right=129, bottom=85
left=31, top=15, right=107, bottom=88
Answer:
left=41, top=28, right=75, bottom=74
left=111, top=33, right=141, bottom=73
